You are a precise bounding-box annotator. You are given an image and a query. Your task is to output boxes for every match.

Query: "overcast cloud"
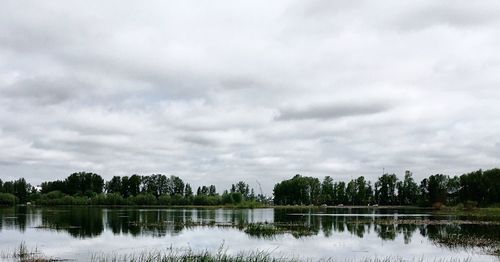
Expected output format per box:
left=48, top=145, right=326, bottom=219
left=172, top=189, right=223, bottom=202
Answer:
left=1, top=0, right=499, bottom=193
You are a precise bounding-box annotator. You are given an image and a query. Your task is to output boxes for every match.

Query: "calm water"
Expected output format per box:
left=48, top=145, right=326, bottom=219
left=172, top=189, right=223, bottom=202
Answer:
left=0, top=206, right=498, bottom=261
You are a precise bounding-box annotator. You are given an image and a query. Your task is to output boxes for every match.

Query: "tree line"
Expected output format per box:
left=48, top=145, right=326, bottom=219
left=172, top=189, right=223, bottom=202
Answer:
left=0, top=172, right=267, bottom=206
left=0, top=168, right=499, bottom=207
left=273, top=168, right=500, bottom=207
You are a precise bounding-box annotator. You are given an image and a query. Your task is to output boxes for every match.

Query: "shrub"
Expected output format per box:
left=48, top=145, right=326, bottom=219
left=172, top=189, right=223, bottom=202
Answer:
left=90, top=193, right=125, bottom=205
left=231, top=192, right=243, bottom=204
left=130, top=193, right=157, bottom=205
left=0, top=193, right=17, bottom=206
left=158, top=195, right=171, bottom=205
left=45, top=191, right=65, bottom=199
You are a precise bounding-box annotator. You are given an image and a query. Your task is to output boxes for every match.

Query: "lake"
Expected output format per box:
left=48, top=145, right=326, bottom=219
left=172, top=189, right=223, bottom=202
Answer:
left=0, top=206, right=498, bottom=261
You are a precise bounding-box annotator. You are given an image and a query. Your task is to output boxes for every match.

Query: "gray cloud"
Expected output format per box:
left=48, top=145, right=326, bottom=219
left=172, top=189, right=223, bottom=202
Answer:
left=0, top=0, right=499, bottom=193
left=1, top=76, right=88, bottom=105
left=276, top=102, right=391, bottom=121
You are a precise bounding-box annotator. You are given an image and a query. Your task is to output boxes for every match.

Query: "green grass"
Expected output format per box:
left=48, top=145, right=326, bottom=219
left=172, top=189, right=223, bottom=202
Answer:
left=435, top=207, right=500, bottom=220
left=3, top=243, right=480, bottom=262
left=90, top=249, right=475, bottom=262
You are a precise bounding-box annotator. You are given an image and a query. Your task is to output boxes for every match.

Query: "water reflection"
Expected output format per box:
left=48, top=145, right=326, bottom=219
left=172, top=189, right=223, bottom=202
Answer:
left=0, top=207, right=498, bottom=252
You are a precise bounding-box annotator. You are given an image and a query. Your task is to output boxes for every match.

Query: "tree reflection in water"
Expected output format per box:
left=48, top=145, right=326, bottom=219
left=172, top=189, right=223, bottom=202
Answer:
left=0, top=207, right=498, bottom=253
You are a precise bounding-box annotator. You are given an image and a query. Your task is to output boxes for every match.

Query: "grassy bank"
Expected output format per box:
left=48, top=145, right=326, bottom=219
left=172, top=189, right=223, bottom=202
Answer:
left=2, top=243, right=479, bottom=262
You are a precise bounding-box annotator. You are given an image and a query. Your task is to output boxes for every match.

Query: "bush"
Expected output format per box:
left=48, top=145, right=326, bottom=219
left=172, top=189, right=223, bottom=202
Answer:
left=231, top=192, right=243, bottom=204
left=171, top=194, right=189, bottom=205
left=45, top=191, right=65, bottom=199
left=193, top=195, right=209, bottom=205
left=61, top=195, right=76, bottom=205
left=90, top=193, right=126, bottom=205
left=158, top=195, right=171, bottom=205
left=130, top=193, right=157, bottom=205
left=0, top=193, right=17, bottom=206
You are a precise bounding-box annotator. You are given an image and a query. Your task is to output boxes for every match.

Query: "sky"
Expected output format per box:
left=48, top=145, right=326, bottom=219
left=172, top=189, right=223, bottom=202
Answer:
left=1, top=0, right=499, bottom=193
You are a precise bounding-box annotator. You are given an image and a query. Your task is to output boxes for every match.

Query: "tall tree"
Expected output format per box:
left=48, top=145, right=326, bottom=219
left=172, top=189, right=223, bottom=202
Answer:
left=106, top=176, right=122, bottom=194
left=120, top=176, right=130, bottom=197
left=208, top=185, right=217, bottom=196
left=321, top=176, right=334, bottom=205
left=128, top=175, right=141, bottom=196
left=170, top=176, right=184, bottom=196
left=375, top=174, right=398, bottom=205
left=184, top=183, right=193, bottom=197
left=355, top=176, right=368, bottom=205
left=13, top=178, right=29, bottom=203
left=334, top=182, right=347, bottom=205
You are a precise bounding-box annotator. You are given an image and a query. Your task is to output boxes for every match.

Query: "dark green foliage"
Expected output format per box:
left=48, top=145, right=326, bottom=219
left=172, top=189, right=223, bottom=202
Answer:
left=193, top=195, right=222, bottom=205
left=209, top=185, right=217, bottom=196
left=459, top=169, right=500, bottom=206
left=130, top=193, right=157, bottom=205
left=397, top=171, right=419, bottom=205
left=38, top=192, right=89, bottom=205
left=320, top=176, right=334, bottom=205
left=234, top=181, right=250, bottom=198
left=2, top=167, right=498, bottom=208
left=184, top=183, right=193, bottom=197
left=106, top=176, right=122, bottom=194
left=127, top=175, right=142, bottom=196
left=0, top=193, right=17, bottom=206
left=375, top=174, right=398, bottom=205
left=273, top=168, right=499, bottom=207
left=273, top=174, right=321, bottom=205
left=90, top=193, right=126, bottom=205
left=0, top=178, right=32, bottom=204
left=334, top=181, right=347, bottom=204
left=65, top=172, right=104, bottom=196
left=40, top=172, right=104, bottom=197
left=13, top=178, right=30, bottom=203
left=40, top=180, right=66, bottom=194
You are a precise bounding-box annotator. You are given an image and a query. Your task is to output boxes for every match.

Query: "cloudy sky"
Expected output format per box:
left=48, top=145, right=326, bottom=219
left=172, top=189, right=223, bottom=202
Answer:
left=1, top=0, right=499, bottom=193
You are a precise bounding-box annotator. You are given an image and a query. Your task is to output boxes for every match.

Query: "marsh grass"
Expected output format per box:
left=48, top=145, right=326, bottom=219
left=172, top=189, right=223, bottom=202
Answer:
left=0, top=242, right=64, bottom=262
left=90, top=248, right=476, bottom=262
left=432, top=234, right=500, bottom=256
left=0, top=243, right=484, bottom=262
left=90, top=244, right=295, bottom=262
left=90, top=249, right=477, bottom=262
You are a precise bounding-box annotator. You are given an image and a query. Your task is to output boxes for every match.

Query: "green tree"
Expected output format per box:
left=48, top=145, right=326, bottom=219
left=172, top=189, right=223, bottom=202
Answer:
left=321, top=176, right=334, bottom=205
left=170, top=176, right=184, bottom=196
left=396, top=171, right=418, bottom=205
left=273, top=175, right=321, bottom=205
left=184, top=183, right=193, bottom=197
left=208, top=185, right=217, bottom=196
left=375, top=174, right=398, bottom=205
left=234, top=181, right=250, bottom=199
left=128, top=175, right=141, bottom=196
left=13, top=178, right=30, bottom=203
left=427, top=174, right=449, bottom=205
left=65, top=172, right=104, bottom=196
left=355, top=176, right=368, bottom=205
left=120, top=176, right=130, bottom=197
left=334, top=182, right=347, bottom=205
left=106, top=176, right=122, bottom=194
